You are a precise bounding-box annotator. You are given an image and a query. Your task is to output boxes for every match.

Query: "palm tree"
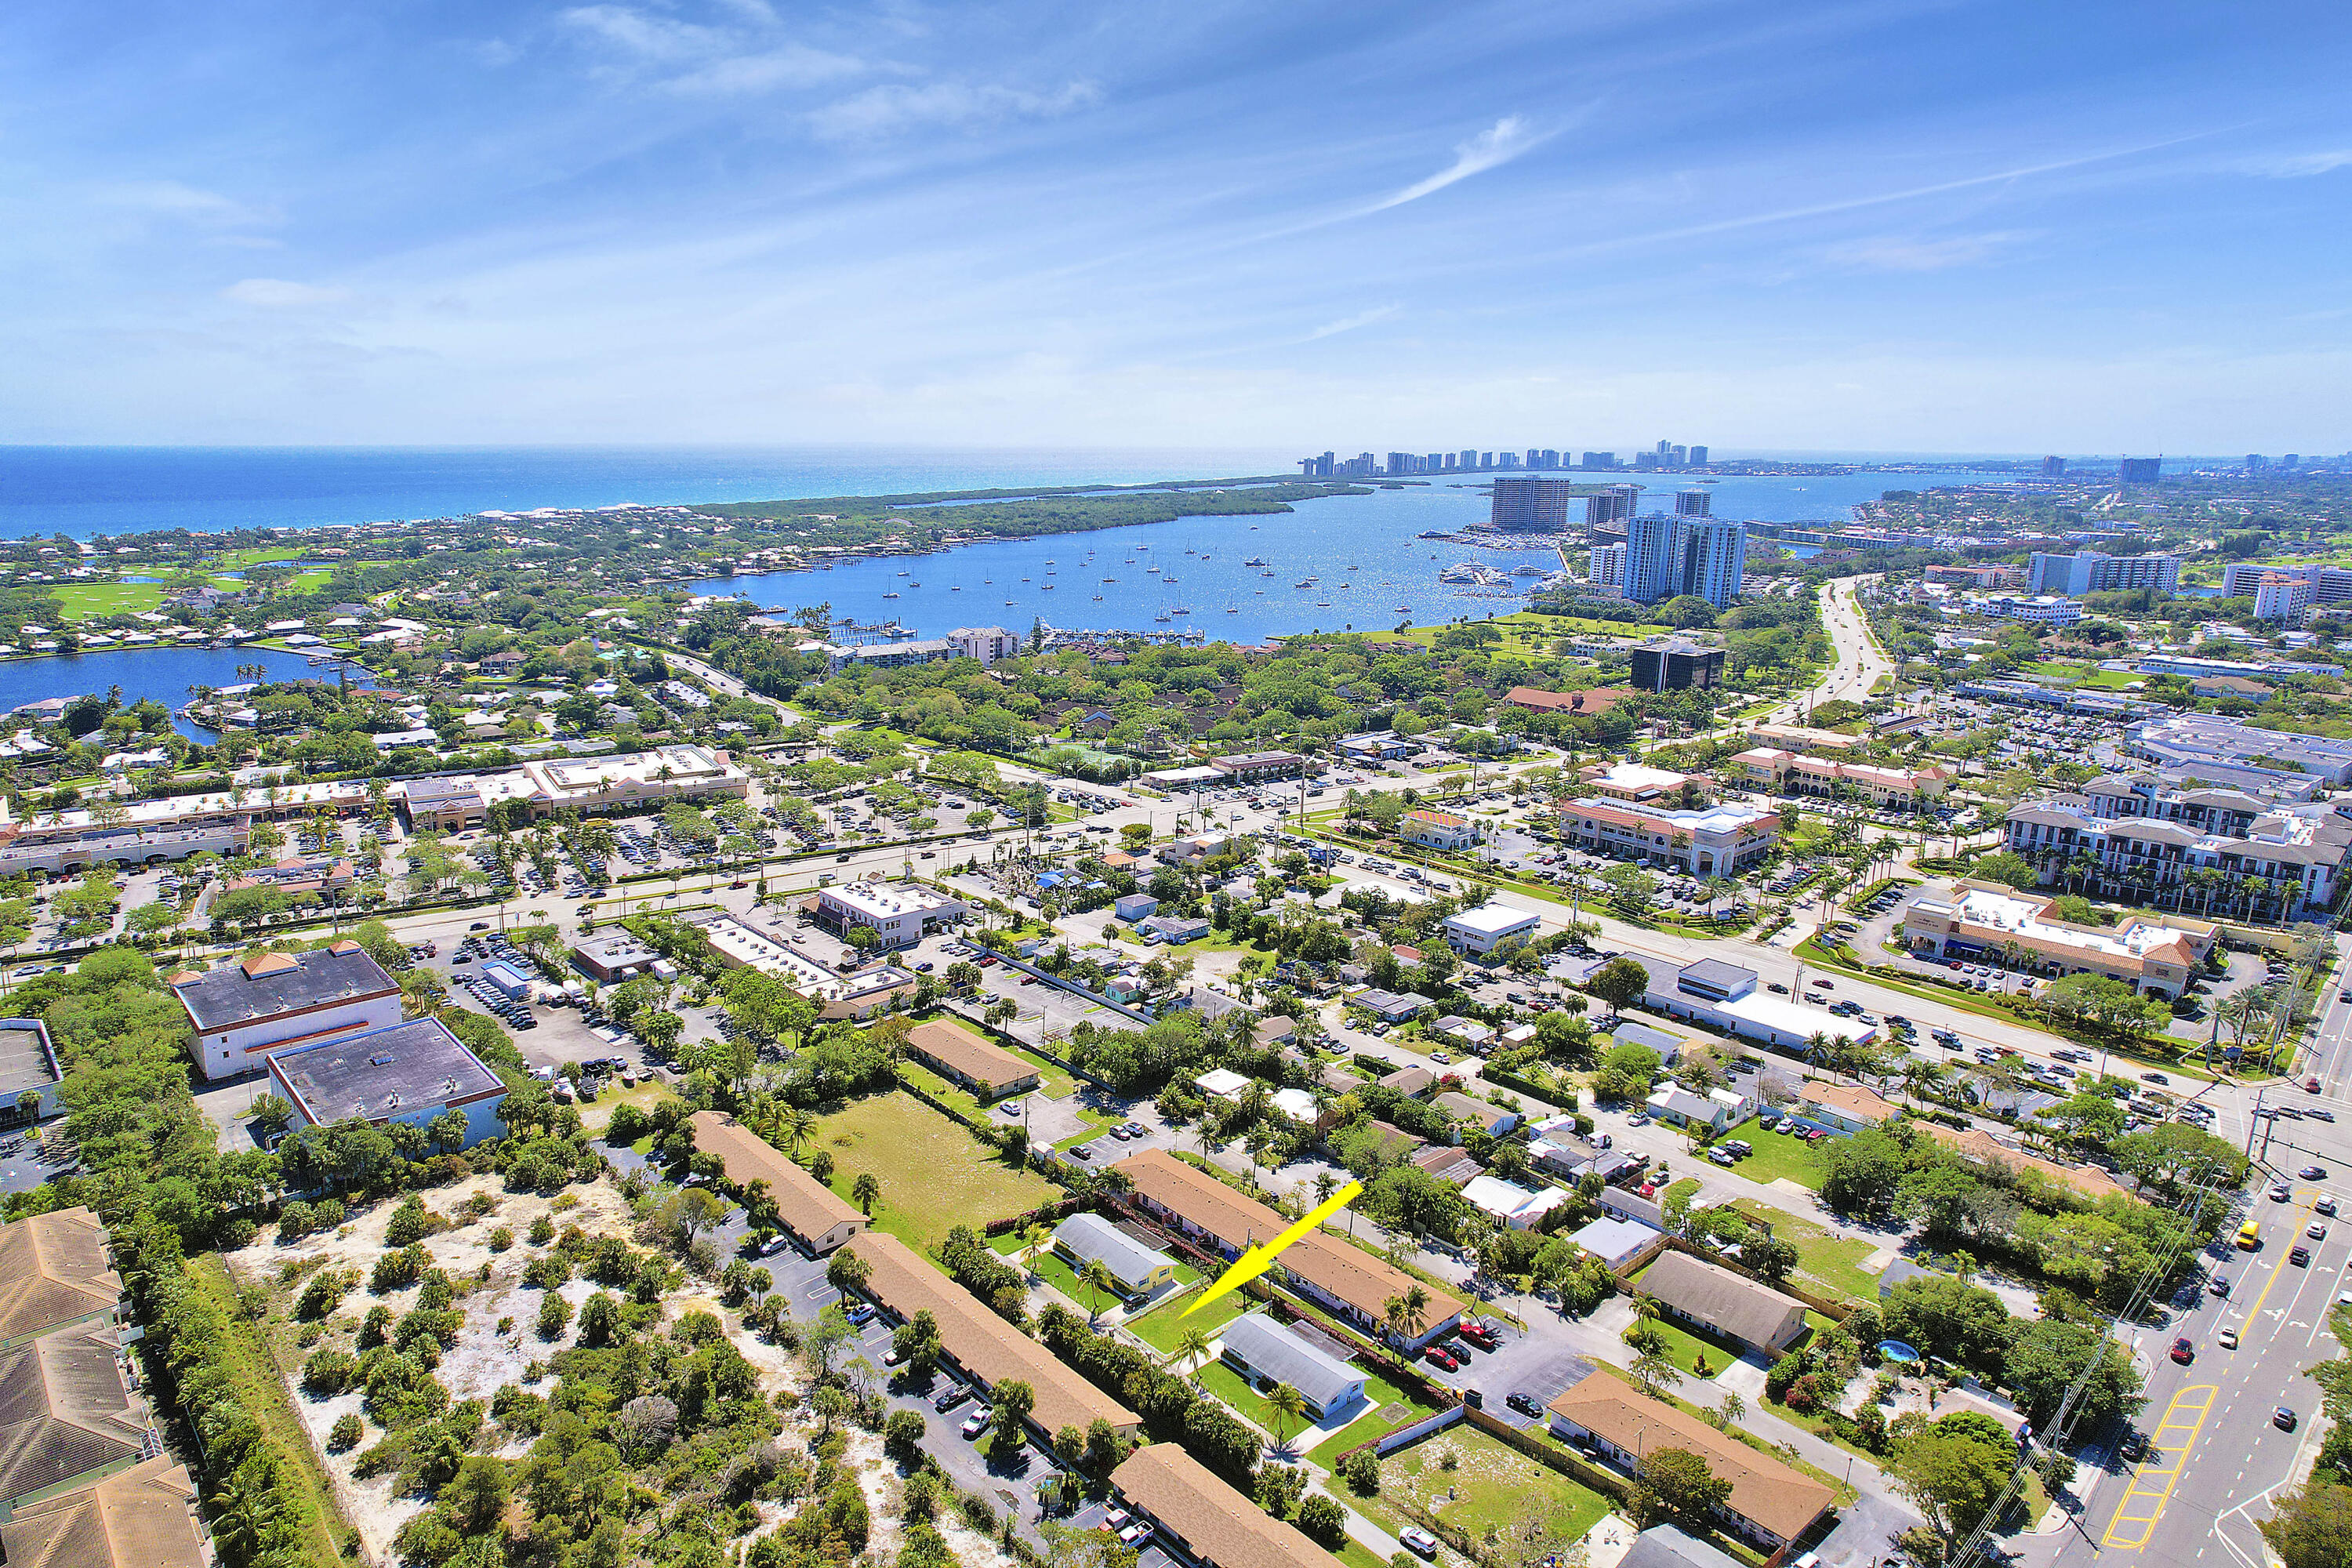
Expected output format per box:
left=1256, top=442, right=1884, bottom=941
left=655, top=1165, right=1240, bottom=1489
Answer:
left=1080, top=1258, right=1118, bottom=1327
left=1262, top=1382, right=1309, bottom=1454
left=1165, top=1324, right=1215, bottom=1388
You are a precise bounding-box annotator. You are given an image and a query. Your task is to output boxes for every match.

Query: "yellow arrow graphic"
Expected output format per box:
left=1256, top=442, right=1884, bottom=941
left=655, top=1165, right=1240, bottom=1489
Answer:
left=1182, top=1179, right=1363, bottom=1317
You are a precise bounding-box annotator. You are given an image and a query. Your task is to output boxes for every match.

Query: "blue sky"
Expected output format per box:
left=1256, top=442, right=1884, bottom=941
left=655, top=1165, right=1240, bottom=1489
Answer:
left=5, top=0, right=2350, bottom=451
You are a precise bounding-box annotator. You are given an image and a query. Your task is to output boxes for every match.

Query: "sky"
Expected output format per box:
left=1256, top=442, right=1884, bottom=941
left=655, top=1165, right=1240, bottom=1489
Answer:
left=5, top=0, right=2351, bottom=452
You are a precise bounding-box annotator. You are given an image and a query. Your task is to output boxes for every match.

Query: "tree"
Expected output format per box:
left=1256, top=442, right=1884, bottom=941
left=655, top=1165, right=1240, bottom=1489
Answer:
left=1263, top=1382, right=1308, bottom=1453
left=1635, top=1448, right=1731, bottom=1531
left=1586, top=956, right=1651, bottom=1018
left=2261, top=1483, right=2352, bottom=1568
left=1893, top=1421, right=2014, bottom=1555
left=992, top=1378, right=1036, bottom=1447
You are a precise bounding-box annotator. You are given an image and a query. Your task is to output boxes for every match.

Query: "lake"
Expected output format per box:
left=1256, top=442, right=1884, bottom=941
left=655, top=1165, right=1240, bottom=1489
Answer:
left=690, top=468, right=2007, bottom=644
left=0, top=646, right=378, bottom=742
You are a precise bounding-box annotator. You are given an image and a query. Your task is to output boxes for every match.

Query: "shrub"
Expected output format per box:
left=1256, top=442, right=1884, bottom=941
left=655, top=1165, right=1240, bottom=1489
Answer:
left=328, top=1414, right=365, bottom=1453
left=302, top=1350, right=357, bottom=1396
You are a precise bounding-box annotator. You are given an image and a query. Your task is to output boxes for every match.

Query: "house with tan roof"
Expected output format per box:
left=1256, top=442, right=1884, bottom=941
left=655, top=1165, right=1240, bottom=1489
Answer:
left=690, top=1111, right=867, bottom=1254
left=1547, top=1370, right=1835, bottom=1549
left=0, top=1456, right=202, bottom=1568
left=1115, top=1149, right=1462, bottom=1346
left=1111, top=1443, right=1346, bottom=1568
left=904, top=1020, right=1040, bottom=1101
left=844, top=1232, right=1138, bottom=1439
left=1795, top=1081, right=1900, bottom=1134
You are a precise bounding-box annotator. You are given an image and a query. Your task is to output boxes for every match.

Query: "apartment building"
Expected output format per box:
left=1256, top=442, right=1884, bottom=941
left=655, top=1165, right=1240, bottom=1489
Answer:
left=2002, top=797, right=2350, bottom=919
left=1554, top=797, right=1779, bottom=877
left=1900, top=883, right=2216, bottom=998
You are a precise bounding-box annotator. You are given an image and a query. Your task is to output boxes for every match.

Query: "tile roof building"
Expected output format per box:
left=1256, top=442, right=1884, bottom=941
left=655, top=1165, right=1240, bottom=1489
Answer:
left=167, top=942, right=403, bottom=1083
left=1547, top=1370, right=1835, bottom=1548
left=1115, top=1150, right=1462, bottom=1347
left=690, top=1111, right=867, bottom=1254
left=844, top=1232, right=1138, bottom=1439
left=904, top=1020, right=1040, bottom=1101
left=1636, top=1251, right=1808, bottom=1355
left=1111, top=1443, right=1347, bottom=1568
left=0, top=1457, right=202, bottom=1568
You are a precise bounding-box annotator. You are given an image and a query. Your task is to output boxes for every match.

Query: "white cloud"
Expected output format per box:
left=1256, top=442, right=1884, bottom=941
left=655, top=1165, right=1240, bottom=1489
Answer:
left=221, top=278, right=351, bottom=308
left=664, top=44, right=869, bottom=96
left=808, top=79, right=1098, bottom=142
left=1824, top=231, right=2028, bottom=272
left=1304, top=303, right=1401, bottom=340
left=1365, top=115, right=1545, bottom=212
left=96, top=181, right=274, bottom=227
left=2242, top=149, right=2352, bottom=178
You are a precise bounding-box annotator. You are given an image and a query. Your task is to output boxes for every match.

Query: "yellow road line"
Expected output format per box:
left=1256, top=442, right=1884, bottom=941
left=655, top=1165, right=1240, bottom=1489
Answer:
left=2103, top=1385, right=2219, bottom=1550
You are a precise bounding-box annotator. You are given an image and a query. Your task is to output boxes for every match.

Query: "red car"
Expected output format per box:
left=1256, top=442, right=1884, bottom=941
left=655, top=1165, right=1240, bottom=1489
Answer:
left=1423, top=1345, right=1461, bottom=1372
left=2170, top=1337, right=2194, bottom=1364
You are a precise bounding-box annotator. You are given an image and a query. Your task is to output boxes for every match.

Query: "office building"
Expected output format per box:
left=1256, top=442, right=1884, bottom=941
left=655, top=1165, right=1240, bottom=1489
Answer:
left=266, top=1017, right=510, bottom=1149
left=2042, top=456, right=2067, bottom=476
left=1580, top=451, right=1616, bottom=469
left=1686, top=445, right=1708, bottom=466
left=1632, top=637, right=1726, bottom=691
left=1489, top=476, right=1573, bottom=533
left=1675, top=488, right=1711, bottom=517
left=2118, top=456, right=2162, bottom=483
left=169, top=943, right=403, bottom=1083
left=2027, top=550, right=2181, bottom=596
left=1589, top=542, right=1627, bottom=591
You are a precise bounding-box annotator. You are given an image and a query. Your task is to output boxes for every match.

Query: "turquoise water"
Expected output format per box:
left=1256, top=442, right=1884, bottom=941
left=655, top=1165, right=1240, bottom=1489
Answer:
left=691, top=469, right=2000, bottom=642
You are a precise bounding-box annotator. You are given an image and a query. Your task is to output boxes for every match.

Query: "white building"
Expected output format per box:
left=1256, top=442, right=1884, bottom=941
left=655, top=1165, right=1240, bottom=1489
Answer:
left=1442, top=901, right=1541, bottom=956
left=169, top=943, right=405, bottom=1082
left=810, top=881, right=966, bottom=951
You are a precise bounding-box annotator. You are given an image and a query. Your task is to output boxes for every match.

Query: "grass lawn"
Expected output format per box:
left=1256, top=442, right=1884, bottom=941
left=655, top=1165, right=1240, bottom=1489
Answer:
left=813, top=1090, right=1057, bottom=1253
left=1720, top=1198, right=1879, bottom=1302
left=1127, top=1281, right=1254, bottom=1353
left=1357, top=1426, right=1612, bottom=1552
left=204, top=1254, right=354, bottom=1568
left=53, top=582, right=166, bottom=619
left=1721, top=1120, right=1826, bottom=1189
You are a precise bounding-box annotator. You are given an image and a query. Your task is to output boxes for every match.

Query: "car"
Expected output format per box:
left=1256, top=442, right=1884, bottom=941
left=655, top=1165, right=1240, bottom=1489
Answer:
left=2211, top=1275, right=2232, bottom=1296
left=934, top=1386, right=972, bottom=1413
left=2277, top=1407, right=2299, bottom=1431
left=1423, top=1345, right=1461, bottom=1372
left=960, top=1410, right=990, bottom=1439
left=2294, top=1247, right=2313, bottom=1266
left=1399, top=1529, right=1440, bottom=1560
left=2220, top=1326, right=2240, bottom=1348
left=2307, top=1166, right=2331, bottom=1181
left=2171, top=1337, right=2194, bottom=1363
left=1505, top=1392, right=1543, bottom=1417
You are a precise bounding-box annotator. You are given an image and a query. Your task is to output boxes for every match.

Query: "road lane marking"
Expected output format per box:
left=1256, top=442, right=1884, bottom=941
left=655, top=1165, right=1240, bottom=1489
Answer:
left=2103, top=1384, right=2219, bottom=1550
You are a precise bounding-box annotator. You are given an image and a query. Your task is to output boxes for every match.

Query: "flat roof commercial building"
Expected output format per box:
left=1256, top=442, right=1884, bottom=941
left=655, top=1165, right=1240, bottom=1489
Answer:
left=267, top=1017, right=509, bottom=1149
left=1638, top=1251, right=1808, bottom=1356
left=844, top=1232, right=1138, bottom=1439
left=906, top=1019, right=1040, bottom=1101
left=1547, top=1370, right=1835, bottom=1549
left=168, top=943, right=403, bottom=1082
left=691, top=1110, right=866, bottom=1254
left=1110, top=1444, right=1347, bottom=1568
left=1115, top=1149, right=1463, bottom=1348
left=1900, top=883, right=2215, bottom=999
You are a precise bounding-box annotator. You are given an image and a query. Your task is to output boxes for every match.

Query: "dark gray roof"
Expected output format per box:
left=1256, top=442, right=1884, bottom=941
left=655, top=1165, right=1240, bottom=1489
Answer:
left=271, top=1018, right=503, bottom=1127
left=1218, top=1312, right=1363, bottom=1411
left=170, top=946, right=397, bottom=1032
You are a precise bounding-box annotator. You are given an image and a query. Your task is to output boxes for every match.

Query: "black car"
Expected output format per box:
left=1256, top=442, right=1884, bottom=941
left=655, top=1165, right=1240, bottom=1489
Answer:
left=1505, top=1392, right=1543, bottom=1417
